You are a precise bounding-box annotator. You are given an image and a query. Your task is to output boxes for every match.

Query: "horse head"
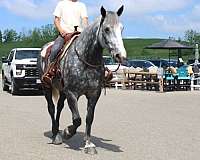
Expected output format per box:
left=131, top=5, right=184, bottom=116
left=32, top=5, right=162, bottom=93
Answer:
left=98, top=6, right=127, bottom=63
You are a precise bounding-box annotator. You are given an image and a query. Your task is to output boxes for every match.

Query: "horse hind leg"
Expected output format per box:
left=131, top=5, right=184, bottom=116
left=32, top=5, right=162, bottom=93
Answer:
left=63, top=91, right=81, bottom=139
left=84, top=90, right=101, bottom=154
left=44, top=89, right=62, bottom=145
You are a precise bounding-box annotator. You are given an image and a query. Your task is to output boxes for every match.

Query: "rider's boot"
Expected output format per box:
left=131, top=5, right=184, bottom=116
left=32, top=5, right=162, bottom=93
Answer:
left=42, top=62, right=56, bottom=86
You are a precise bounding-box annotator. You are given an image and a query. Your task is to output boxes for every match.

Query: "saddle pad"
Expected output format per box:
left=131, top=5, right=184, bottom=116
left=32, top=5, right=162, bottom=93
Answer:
left=41, top=41, right=54, bottom=58
left=40, top=35, right=79, bottom=61
left=59, top=35, right=79, bottom=60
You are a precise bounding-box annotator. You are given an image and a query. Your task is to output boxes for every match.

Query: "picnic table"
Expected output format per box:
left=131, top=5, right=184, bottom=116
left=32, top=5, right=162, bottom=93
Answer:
left=108, top=69, right=163, bottom=92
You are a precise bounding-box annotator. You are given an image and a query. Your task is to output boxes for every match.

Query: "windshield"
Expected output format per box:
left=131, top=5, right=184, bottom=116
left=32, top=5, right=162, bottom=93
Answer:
left=15, top=50, right=40, bottom=60
left=150, top=60, right=161, bottom=67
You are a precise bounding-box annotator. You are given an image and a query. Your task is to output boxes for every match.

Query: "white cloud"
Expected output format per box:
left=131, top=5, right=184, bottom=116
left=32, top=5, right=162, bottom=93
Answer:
left=148, top=3, right=200, bottom=34
left=1, top=0, right=200, bottom=37
left=92, top=0, right=192, bottom=17
left=0, top=0, right=57, bottom=20
left=0, top=0, right=193, bottom=20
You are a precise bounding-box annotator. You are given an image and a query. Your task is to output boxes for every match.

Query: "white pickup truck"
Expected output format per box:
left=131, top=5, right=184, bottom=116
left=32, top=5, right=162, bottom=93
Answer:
left=1, top=48, right=42, bottom=95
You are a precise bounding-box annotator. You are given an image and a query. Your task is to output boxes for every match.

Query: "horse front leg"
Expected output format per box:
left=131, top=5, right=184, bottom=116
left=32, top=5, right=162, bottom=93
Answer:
left=63, top=91, right=81, bottom=139
left=44, top=89, right=62, bottom=145
left=84, top=90, right=101, bottom=154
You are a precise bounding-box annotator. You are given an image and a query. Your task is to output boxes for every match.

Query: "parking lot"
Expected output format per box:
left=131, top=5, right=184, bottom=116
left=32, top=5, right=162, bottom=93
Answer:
left=0, top=77, right=200, bottom=160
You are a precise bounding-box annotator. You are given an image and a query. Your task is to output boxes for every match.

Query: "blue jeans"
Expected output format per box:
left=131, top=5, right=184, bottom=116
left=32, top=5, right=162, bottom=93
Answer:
left=50, top=35, right=65, bottom=62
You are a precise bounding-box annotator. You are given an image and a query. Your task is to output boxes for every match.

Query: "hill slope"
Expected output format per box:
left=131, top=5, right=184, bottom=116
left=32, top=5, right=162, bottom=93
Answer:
left=0, top=38, right=194, bottom=61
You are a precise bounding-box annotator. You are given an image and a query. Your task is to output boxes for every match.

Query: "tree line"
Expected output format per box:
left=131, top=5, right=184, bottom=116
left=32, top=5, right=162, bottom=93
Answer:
left=0, top=25, right=199, bottom=46
left=0, top=24, right=58, bottom=47
left=0, top=25, right=199, bottom=61
left=184, top=29, right=200, bottom=45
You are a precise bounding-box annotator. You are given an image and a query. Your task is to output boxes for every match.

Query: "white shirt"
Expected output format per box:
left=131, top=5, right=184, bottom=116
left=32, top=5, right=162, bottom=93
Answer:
left=53, top=0, right=88, bottom=33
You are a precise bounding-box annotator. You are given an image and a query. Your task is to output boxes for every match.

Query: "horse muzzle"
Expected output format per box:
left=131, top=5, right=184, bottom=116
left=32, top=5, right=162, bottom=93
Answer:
left=111, top=49, right=127, bottom=64
left=112, top=53, right=126, bottom=64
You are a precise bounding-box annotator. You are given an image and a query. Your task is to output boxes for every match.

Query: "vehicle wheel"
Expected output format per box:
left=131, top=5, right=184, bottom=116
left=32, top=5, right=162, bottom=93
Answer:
left=11, top=78, right=18, bottom=95
left=2, top=73, right=9, bottom=91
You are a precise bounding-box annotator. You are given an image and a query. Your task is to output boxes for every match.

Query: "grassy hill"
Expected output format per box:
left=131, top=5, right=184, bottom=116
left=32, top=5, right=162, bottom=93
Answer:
left=123, top=38, right=194, bottom=60
left=0, top=38, right=195, bottom=63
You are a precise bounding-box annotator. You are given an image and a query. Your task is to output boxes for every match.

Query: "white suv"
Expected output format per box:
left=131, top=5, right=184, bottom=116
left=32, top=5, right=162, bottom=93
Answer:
left=2, top=48, right=42, bottom=95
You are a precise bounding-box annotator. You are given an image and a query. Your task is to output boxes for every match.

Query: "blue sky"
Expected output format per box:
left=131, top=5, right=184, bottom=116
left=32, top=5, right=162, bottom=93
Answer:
left=0, top=0, right=200, bottom=39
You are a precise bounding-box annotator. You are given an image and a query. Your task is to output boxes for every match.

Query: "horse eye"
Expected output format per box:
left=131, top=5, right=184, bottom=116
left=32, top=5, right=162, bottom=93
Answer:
left=105, top=27, right=110, bottom=33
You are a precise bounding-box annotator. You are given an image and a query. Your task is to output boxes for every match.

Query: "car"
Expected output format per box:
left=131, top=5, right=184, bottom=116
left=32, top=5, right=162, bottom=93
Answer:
left=187, top=59, right=200, bottom=65
left=190, top=62, right=200, bottom=67
left=128, top=59, right=157, bottom=69
left=103, top=56, right=129, bottom=86
left=149, top=59, right=178, bottom=68
left=103, top=56, right=128, bottom=71
left=2, top=48, right=42, bottom=95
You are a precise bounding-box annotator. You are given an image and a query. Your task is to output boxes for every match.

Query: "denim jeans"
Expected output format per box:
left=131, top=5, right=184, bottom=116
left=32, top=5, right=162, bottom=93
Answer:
left=50, top=35, right=65, bottom=62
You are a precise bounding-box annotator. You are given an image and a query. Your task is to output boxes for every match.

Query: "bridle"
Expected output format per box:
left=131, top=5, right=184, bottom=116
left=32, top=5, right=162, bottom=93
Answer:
left=74, top=16, right=121, bottom=72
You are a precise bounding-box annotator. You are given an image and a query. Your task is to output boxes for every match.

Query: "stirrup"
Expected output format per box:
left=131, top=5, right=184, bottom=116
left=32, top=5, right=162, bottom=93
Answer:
left=42, top=62, right=56, bottom=86
left=42, top=74, right=52, bottom=86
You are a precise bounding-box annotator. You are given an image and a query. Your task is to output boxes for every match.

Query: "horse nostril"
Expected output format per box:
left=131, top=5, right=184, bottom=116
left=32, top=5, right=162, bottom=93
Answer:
left=116, top=54, right=120, bottom=59
left=115, top=54, right=123, bottom=63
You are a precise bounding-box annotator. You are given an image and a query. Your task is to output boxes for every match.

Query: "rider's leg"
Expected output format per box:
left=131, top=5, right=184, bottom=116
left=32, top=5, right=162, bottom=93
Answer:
left=49, top=35, right=65, bottom=63
left=42, top=35, right=65, bottom=85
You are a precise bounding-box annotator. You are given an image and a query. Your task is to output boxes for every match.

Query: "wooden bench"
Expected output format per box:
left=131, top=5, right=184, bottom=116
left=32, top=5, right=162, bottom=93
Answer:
left=107, top=69, right=163, bottom=92
left=125, top=71, right=160, bottom=91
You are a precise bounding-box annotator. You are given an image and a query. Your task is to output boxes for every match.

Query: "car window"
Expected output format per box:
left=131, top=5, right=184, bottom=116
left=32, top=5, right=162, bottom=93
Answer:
left=15, top=50, right=40, bottom=60
left=128, top=61, right=135, bottom=67
left=150, top=60, right=160, bottom=67
left=144, top=61, right=152, bottom=68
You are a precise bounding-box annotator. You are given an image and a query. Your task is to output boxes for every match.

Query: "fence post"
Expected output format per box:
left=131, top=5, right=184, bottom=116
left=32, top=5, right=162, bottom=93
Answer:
left=157, top=67, right=164, bottom=92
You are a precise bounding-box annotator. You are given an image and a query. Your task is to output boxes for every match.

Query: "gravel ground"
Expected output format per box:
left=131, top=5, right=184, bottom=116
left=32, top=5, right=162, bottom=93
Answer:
left=0, top=80, right=200, bottom=160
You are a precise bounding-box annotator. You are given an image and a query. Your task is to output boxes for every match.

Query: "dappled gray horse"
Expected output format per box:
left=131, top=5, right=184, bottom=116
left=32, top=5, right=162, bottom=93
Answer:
left=38, top=6, right=126, bottom=154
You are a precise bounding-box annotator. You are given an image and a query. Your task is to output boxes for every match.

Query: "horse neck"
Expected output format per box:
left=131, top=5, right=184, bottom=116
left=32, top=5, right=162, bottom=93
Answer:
left=76, top=22, right=103, bottom=65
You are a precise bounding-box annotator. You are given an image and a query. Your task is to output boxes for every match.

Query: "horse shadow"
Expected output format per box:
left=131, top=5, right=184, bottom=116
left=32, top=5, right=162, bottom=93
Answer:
left=44, top=131, right=123, bottom=152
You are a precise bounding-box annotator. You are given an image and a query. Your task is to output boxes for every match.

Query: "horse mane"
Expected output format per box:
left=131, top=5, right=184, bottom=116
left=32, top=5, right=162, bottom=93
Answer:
left=73, top=17, right=103, bottom=58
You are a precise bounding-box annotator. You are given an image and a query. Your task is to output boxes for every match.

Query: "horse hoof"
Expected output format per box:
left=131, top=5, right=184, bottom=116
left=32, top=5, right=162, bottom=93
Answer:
left=63, top=126, right=76, bottom=140
left=63, top=128, right=73, bottom=140
left=84, top=147, right=97, bottom=154
left=84, top=142, right=97, bottom=154
left=52, top=134, right=62, bottom=145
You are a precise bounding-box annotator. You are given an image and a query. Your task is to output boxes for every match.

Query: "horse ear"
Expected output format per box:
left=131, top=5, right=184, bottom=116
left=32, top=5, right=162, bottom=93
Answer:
left=101, top=6, right=106, bottom=18
left=117, top=5, right=124, bottom=16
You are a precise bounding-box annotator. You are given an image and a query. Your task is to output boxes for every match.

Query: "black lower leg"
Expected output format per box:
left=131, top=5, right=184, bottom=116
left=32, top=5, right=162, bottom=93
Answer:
left=45, top=90, right=58, bottom=137
left=55, top=93, right=66, bottom=133
left=67, top=118, right=82, bottom=136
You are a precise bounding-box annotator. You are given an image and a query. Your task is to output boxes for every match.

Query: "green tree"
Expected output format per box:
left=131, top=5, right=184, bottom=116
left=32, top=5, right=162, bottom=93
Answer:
left=0, top=30, right=2, bottom=43
left=29, top=28, right=42, bottom=47
left=41, top=24, right=58, bottom=42
left=184, top=29, right=200, bottom=45
left=3, top=29, right=18, bottom=43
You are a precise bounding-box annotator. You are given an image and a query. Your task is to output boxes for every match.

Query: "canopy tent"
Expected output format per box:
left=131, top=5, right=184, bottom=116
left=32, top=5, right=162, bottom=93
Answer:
left=145, top=39, right=193, bottom=49
left=145, top=39, right=193, bottom=67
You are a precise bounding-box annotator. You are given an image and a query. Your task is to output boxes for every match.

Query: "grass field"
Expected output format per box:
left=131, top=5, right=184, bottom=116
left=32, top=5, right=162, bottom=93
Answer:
left=0, top=38, right=195, bottom=63
left=123, top=38, right=194, bottom=61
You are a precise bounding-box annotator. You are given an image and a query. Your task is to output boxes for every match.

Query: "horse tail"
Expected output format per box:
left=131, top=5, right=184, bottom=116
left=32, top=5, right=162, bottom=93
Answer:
left=52, top=87, right=60, bottom=104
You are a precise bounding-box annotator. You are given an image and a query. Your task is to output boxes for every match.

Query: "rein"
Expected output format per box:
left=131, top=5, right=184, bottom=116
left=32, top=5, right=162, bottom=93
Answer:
left=112, top=63, right=121, bottom=72
left=74, top=17, right=121, bottom=72
left=74, top=17, right=105, bottom=69
left=74, top=47, right=102, bottom=69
